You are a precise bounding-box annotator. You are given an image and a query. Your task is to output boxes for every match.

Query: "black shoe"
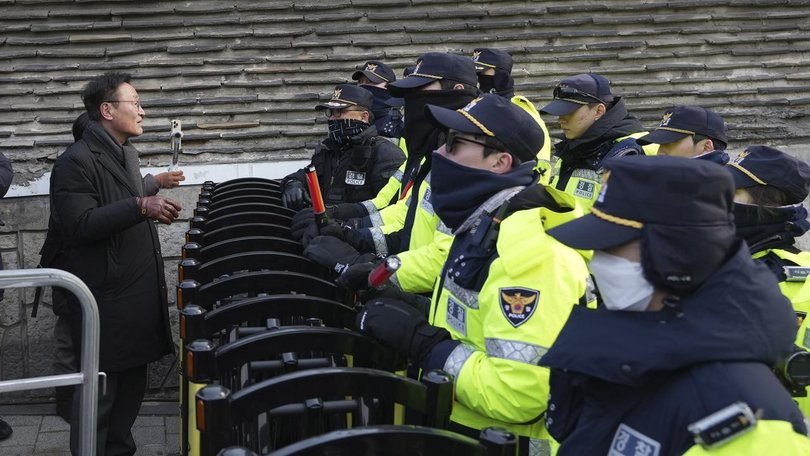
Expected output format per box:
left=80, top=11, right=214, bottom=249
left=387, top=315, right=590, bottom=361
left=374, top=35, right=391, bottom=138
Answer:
left=0, top=418, right=12, bottom=440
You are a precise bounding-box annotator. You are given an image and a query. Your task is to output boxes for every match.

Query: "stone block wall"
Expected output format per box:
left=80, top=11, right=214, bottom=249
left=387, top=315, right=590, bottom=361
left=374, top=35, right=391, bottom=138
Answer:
left=1, top=0, right=810, bottom=402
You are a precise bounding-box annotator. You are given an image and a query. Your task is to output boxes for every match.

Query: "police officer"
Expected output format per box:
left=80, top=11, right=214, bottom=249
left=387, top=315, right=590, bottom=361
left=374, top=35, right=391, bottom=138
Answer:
left=472, top=48, right=553, bottom=182
left=280, top=84, right=405, bottom=210
left=304, top=53, right=480, bottom=294
left=352, top=60, right=404, bottom=140
left=539, top=156, right=809, bottom=455
left=636, top=105, right=729, bottom=164
left=540, top=73, right=656, bottom=209
left=356, top=94, right=593, bottom=455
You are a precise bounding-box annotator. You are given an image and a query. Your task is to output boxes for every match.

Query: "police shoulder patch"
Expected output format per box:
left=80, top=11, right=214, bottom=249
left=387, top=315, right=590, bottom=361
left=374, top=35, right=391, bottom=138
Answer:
left=499, top=287, right=539, bottom=328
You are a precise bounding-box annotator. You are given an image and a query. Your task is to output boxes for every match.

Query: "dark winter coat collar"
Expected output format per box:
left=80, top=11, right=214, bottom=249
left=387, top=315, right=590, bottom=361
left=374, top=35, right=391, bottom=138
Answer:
left=540, top=243, right=796, bottom=386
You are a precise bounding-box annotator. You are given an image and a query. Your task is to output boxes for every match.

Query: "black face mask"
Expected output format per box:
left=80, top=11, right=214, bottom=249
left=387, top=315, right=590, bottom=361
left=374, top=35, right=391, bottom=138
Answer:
left=733, top=202, right=810, bottom=251
left=403, top=88, right=477, bottom=160
left=327, top=118, right=369, bottom=145
left=431, top=152, right=535, bottom=231
left=477, top=75, right=496, bottom=94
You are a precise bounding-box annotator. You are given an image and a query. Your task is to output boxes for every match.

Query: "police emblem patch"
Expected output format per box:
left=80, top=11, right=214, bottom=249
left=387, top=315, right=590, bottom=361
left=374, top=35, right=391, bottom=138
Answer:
left=499, top=287, right=539, bottom=328
left=608, top=424, right=660, bottom=456
left=333, top=88, right=342, bottom=100
left=472, top=50, right=481, bottom=61
left=366, top=63, right=378, bottom=72
left=659, top=112, right=672, bottom=127
left=345, top=171, right=366, bottom=186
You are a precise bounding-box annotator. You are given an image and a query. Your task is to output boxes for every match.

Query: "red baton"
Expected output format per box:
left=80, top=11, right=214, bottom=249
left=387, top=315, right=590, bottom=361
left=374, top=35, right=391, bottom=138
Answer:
left=368, top=255, right=401, bottom=289
left=305, top=165, right=328, bottom=230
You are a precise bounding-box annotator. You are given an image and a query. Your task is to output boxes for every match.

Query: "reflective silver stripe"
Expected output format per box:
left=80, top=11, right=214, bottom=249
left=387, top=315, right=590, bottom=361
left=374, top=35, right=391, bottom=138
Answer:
left=389, top=271, right=401, bottom=289
left=530, top=438, right=552, bottom=456
left=367, top=206, right=384, bottom=227
left=361, top=200, right=377, bottom=215
left=443, top=343, right=476, bottom=379
left=425, top=171, right=431, bottom=184
left=444, top=275, right=479, bottom=309
left=437, top=221, right=452, bottom=235
left=393, top=169, right=404, bottom=181
left=572, top=168, right=599, bottom=181
left=369, top=227, right=388, bottom=256
left=484, top=338, right=548, bottom=365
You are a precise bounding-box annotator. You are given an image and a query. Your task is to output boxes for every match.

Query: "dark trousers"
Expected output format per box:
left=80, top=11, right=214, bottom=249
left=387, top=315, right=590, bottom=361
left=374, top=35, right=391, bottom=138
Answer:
left=70, top=364, right=147, bottom=456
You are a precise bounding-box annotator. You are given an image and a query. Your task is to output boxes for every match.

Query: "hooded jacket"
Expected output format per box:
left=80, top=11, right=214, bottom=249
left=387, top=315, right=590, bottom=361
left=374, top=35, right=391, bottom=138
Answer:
left=539, top=243, right=805, bottom=455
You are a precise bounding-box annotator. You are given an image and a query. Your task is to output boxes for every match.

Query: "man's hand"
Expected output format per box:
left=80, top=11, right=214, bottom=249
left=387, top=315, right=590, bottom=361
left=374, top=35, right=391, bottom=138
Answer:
left=137, top=195, right=181, bottom=225
left=282, top=181, right=310, bottom=210
left=291, top=208, right=315, bottom=241
left=154, top=171, right=185, bottom=189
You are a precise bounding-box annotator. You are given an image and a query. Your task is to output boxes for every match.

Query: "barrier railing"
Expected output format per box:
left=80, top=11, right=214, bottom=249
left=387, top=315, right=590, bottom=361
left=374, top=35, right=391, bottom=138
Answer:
left=0, top=268, right=100, bottom=456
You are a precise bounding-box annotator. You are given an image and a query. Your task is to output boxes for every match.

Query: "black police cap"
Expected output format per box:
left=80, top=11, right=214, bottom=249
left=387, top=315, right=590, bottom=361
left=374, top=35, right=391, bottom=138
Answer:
left=424, top=93, right=543, bottom=164
left=547, top=155, right=735, bottom=250
left=387, top=53, right=478, bottom=97
left=472, top=48, right=513, bottom=73
left=314, top=84, right=374, bottom=111
left=540, top=73, right=615, bottom=116
left=637, top=106, right=728, bottom=148
left=352, top=61, right=396, bottom=85
left=727, top=145, right=810, bottom=204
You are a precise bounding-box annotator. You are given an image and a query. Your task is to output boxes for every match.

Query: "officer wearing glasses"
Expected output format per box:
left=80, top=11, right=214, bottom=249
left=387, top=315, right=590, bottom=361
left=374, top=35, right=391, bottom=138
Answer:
left=280, top=84, right=405, bottom=210
left=540, top=73, right=657, bottom=210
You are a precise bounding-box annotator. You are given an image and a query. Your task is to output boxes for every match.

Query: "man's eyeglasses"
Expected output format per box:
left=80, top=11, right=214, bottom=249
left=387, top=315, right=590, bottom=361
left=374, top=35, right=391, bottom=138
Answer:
left=445, top=130, right=504, bottom=154
left=323, top=107, right=367, bottom=118
left=552, top=86, right=606, bottom=105
left=105, top=100, right=142, bottom=109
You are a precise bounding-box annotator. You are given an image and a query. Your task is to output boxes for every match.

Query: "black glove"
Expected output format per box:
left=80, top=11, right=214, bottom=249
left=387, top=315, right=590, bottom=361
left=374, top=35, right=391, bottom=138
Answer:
left=304, top=235, right=376, bottom=273
left=328, top=202, right=367, bottom=221
left=301, top=219, right=345, bottom=248
left=359, top=286, right=431, bottom=318
left=291, top=208, right=315, bottom=241
left=281, top=180, right=310, bottom=210
left=355, top=298, right=450, bottom=365
left=336, top=261, right=378, bottom=289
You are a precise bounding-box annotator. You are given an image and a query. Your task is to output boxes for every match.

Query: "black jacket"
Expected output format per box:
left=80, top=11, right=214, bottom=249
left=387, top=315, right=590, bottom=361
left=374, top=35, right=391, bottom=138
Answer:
left=284, top=125, right=404, bottom=206
left=45, top=121, right=173, bottom=372
left=553, top=98, right=644, bottom=190
left=539, top=244, right=804, bottom=455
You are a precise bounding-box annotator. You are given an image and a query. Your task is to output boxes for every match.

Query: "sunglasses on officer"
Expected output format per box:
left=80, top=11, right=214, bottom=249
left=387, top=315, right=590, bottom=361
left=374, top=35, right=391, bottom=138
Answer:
left=553, top=85, right=607, bottom=105
left=445, top=130, right=506, bottom=154
left=322, top=107, right=368, bottom=118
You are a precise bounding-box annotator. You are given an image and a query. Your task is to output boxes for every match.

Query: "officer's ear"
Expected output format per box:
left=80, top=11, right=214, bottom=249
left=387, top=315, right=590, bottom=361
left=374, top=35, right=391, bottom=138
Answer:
left=452, top=83, right=465, bottom=90
left=360, top=110, right=370, bottom=122
left=593, top=103, right=607, bottom=120
left=701, top=138, right=714, bottom=152
left=491, top=151, right=513, bottom=174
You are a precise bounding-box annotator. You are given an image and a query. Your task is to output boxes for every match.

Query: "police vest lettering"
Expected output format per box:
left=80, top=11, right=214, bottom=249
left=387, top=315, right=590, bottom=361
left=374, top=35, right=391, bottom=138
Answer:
left=609, top=424, right=661, bottom=456
left=446, top=295, right=467, bottom=336
left=345, top=170, right=366, bottom=186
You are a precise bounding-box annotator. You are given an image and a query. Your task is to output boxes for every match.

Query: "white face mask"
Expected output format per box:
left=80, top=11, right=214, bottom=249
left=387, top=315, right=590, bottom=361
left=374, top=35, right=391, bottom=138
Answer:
left=589, top=250, right=654, bottom=311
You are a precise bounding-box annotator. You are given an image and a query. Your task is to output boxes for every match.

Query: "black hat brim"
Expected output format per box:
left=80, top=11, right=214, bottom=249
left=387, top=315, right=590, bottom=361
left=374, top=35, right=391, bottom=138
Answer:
left=387, top=76, right=439, bottom=97
left=636, top=129, right=689, bottom=146
left=352, top=70, right=386, bottom=84
left=314, top=100, right=354, bottom=110
left=546, top=214, right=641, bottom=251
left=424, top=104, right=483, bottom=135
left=384, top=97, right=405, bottom=108
left=726, top=165, right=759, bottom=190
left=539, top=99, right=584, bottom=116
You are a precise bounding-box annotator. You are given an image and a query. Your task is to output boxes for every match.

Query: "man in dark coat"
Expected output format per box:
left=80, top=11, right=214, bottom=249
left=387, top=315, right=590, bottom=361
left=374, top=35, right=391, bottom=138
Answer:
left=46, top=71, right=181, bottom=456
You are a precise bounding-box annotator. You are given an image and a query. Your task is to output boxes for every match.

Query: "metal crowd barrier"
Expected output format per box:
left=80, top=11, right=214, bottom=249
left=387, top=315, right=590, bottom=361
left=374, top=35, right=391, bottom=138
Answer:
left=0, top=268, right=100, bottom=456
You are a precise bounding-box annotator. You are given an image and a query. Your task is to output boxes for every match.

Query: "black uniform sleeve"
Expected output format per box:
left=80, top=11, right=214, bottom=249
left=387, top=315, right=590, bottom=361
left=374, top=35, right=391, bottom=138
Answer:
left=369, top=140, right=406, bottom=195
